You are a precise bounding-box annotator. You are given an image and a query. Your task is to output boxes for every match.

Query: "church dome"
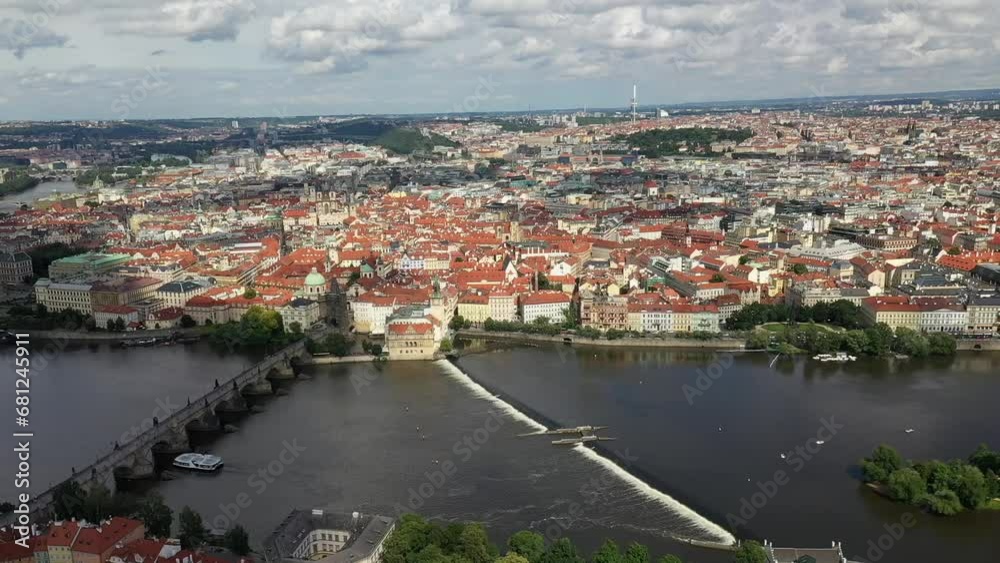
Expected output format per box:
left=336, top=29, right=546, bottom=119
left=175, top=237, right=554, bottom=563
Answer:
left=304, top=267, right=327, bottom=287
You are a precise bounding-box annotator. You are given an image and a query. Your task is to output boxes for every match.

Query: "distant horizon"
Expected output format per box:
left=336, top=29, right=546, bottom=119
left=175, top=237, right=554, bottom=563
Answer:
left=3, top=84, right=1000, bottom=124
left=5, top=0, right=999, bottom=121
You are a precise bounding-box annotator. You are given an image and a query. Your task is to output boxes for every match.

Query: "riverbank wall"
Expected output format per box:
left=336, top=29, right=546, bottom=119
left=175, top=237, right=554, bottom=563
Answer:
left=957, top=340, right=1000, bottom=351
left=300, top=354, right=377, bottom=365
left=456, top=329, right=746, bottom=350
left=10, top=328, right=201, bottom=343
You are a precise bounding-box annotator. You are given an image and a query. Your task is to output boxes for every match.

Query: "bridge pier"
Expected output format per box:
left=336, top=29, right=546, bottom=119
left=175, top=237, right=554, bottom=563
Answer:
left=269, top=360, right=296, bottom=379
left=242, top=378, right=274, bottom=397
left=216, top=388, right=249, bottom=421
left=186, top=410, right=222, bottom=434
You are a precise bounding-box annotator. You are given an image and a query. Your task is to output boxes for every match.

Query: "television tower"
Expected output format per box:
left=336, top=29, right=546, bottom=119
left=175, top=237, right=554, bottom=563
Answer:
left=630, top=83, right=638, bottom=124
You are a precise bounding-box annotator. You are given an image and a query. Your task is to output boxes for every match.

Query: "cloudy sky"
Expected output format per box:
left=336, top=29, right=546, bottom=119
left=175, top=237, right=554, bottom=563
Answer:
left=1, top=0, right=997, bottom=120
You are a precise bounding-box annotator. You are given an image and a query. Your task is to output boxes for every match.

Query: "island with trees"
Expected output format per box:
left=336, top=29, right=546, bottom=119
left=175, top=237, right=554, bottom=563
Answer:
left=736, top=301, right=957, bottom=358
left=860, top=444, right=1000, bottom=515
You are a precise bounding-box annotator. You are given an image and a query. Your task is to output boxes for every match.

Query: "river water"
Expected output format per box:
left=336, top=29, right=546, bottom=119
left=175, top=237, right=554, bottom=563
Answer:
left=2, top=342, right=998, bottom=562
left=0, top=179, right=79, bottom=212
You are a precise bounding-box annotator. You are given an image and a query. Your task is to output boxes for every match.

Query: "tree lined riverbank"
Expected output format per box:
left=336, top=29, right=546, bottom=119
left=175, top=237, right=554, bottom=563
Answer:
left=456, top=329, right=745, bottom=349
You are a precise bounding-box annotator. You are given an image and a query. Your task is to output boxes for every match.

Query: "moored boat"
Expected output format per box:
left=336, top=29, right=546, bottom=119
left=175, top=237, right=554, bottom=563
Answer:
left=172, top=453, right=224, bottom=472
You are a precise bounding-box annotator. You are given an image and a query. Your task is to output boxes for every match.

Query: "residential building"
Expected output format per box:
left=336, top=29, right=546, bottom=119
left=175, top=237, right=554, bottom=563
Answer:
left=861, top=296, right=921, bottom=330
left=0, top=251, right=32, bottom=284
left=488, top=289, right=518, bottom=322
left=520, top=291, right=571, bottom=324
left=34, top=279, right=94, bottom=314
left=967, top=293, right=1000, bottom=336
left=457, top=293, right=490, bottom=325
left=263, top=510, right=394, bottom=563
left=156, top=278, right=215, bottom=308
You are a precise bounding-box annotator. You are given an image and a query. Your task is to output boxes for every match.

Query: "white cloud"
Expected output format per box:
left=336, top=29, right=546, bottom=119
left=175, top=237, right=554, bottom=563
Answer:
left=2, top=0, right=999, bottom=118
left=111, top=0, right=257, bottom=41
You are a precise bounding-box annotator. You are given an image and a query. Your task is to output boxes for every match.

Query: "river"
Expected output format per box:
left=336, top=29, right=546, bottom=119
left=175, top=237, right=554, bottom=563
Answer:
left=0, top=179, right=80, bottom=211
left=2, top=342, right=998, bottom=562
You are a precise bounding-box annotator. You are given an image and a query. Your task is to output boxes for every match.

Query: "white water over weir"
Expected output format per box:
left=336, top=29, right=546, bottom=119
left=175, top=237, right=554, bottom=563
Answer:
left=437, top=360, right=736, bottom=546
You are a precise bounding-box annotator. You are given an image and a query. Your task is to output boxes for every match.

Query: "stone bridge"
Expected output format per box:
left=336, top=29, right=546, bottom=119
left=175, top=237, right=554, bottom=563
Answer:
left=16, top=339, right=308, bottom=522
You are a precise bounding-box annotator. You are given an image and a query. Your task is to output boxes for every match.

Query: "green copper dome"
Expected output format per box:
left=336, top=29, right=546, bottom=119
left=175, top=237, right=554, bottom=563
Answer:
left=304, top=267, right=327, bottom=287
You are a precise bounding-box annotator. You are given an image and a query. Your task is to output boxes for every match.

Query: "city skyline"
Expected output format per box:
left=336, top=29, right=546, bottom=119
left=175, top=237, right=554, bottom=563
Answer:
left=2, top=0, right=999, bottom=120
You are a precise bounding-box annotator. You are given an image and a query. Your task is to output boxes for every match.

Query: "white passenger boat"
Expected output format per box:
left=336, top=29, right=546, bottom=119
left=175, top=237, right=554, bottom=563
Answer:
left=173, top=453, right=224, bottom=472
left=813, top=352, right=857, bottom=362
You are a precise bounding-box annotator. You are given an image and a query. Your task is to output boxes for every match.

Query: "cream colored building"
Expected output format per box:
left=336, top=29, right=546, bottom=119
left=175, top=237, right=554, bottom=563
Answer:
left=34, top=279, right=93, bottom=313
left=457, top=294, right=490, bottom=325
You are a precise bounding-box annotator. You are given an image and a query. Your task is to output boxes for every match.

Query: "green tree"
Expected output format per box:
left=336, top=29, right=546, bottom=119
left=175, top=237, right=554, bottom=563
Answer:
left=951, top=464, right=990, bottom=509
left=541, top=538, right=584, bottom=563
left=136, top=493, right=173, bottom=538
left=224, top=524, right=252, bottom=555
left=791, top=263, right=808, bottom=275
left=887, top=468, right=926, bottom=503
left=52, top=481, right=86, bottom=519
left=107, top=318, right=116, bottom=331
left=382, top=514, right=434, bottom=563
left=927, top=332, right=957, bottom=356
left=968, top=444, right=1000, bottom=474
left=289, top=321, right=302, bottom=335
left=892, top=327, right=930, bottom=358
left=450, top=315, right=469, bottom=330
left=861, top=445, right=904, bottom=483
left=560, top=305, right=580, bottom=329
left=606, top=329, right=626, bottom=340
left=590, top=540, right=622, bottom=563
left=622, top=543, right=648, bottom=563
left=81, top=484, right=115, bottom=522
left=739, top=255, right=752, bottom=265
left=180, top=314, right=197, bottom=328
left=497, top=554, right=532, bottom=563
left=324, top=333, right=352, bottom=357
left=178, top=506, right=207, bottom=549
left=946, top=246, right=961, bottom=255
left=244, top=287, right=258, bottom=299
left=732, top=540, right=768, bottom=563
left=920, top=488, right=963, bottom=516
left=507, top=531, right=545, bottom=563
left=459, top=523, right=495, bottom=563
left=841, top=330, right=868, bottom=355
left=745, top=329, right=769, bottom=350
left=411, top=545, right=450, bottom=563
left=114, top=317, right=126, bottom=331
left=440, top=338, right=454, bottom=353
left=710, top=273, right=726, bottom=283
left=863, top=324, right=894, bottom=356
